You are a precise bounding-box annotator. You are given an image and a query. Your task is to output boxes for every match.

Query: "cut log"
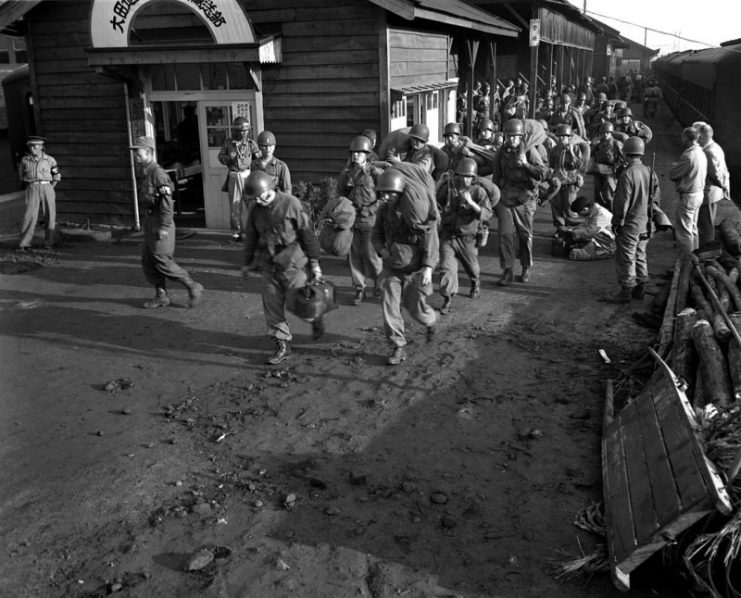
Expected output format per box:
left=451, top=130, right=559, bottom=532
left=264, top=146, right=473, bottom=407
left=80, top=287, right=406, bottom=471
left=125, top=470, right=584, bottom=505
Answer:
left=658, top=258, right=683, bottom=357
left=675, top=256, right=693, bottom=315
left=690, top=282, right=712, bottom=322
left=719, top=220, right=741, bottom=256
left=706, top=264, right=741, bottom=312
left=672, top=307, right=698, bottom=397
left=693, top=364, right=705, bottom=410
left=728, top=313, right=741, bottom=403
left=692, top=319, right=733, bottom=407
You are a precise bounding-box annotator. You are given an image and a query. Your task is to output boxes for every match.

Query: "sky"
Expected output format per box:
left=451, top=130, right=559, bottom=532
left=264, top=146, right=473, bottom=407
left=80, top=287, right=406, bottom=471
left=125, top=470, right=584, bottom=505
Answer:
left=567, top=0, right=740, bottom=54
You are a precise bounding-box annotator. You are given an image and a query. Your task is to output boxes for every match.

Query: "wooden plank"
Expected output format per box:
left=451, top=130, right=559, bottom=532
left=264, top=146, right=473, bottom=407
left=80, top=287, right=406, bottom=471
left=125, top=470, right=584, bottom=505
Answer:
left=283, top=21, right=375, bottom=37
left=281, top=50, right=379, bottom=66
left=389, top=30, right=449, bottom=51
left=390, top=47, right=449, bottom=64
left=658, top=257, right=683, bottom=357
left=634, top=391, right=682, bottom=528
left=264, top=78, right=379, bottom=95
left=603, top=421, right=637, bottom=563
left=37, top=97, right=125, bottom=110
left=286, top=35, right=377, bottom=52
left=36, top=84, right=123, bottom=98
left=263, top=93, right=379, bottom=109
left=263, top=64, right=379, bottom=81
left=263, top=107, right=380, bottom=121
left=390, top=61, right=448, bottom=78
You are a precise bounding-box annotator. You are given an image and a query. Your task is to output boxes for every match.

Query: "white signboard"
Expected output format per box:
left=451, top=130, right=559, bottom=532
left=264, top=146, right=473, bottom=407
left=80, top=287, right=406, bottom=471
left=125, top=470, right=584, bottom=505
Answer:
left=529, top=18, right=541, bottom=47
left=90, top=0, right=255, bottom=48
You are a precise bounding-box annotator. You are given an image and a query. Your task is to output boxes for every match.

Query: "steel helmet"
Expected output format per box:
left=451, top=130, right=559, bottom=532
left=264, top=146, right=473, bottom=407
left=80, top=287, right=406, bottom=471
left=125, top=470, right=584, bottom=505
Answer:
left=560, top=93, right=571, bottom=104
left=478, top=118, right=495, bottom=133
left=503, top=119, right=524, bottom=136
left=232, top=116, right=250, bottom=130
left=443, top=122, right=461, bottom=137
left=455, top=157, right=478, bottom=177
left=287, top=281, right=338, bottom=323
left=613, top=100, right=626, bottom=111
left=599, top=121, right=615, bottom=133
left=623, top=136, right=645, bottom=156
left=618, top=107, right=633, bottom=118
left=596, top=92, right=607, bottom=101
left=577, top=92, right=587, bottom=101
left=409, top=123, right=430, bottom=143
left=376, top=169, right=405, bottom=193
left=244, top=170, right=275, bottom=196
left=554, top=124, right=572, bottom=137
left=257, top=130, right=276, bottom=146
left=348, top=135, right=373, bottom=153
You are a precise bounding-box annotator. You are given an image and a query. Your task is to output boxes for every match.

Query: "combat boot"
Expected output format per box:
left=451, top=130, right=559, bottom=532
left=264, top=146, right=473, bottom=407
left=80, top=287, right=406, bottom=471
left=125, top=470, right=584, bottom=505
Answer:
left=184, top=278, right=204, bottom=308
left=632, top=282, right=646, bottom=300
left=266, top=340, right=291, bottom=365
left=607, top=287, right=632, bottom=304
left=521, top=267, right=531, bottom=283
left=497, top=269, right=514, bottom=287
left=440, top=295, right=454, bottom=315
left=312, top=317, right=325, bottom=340
left=353, top=288, right=366, bottom=305
left=469, top=281, right=480, bottom=299
left=387, top=346, right=407, bottom=366
left=143, top=288, right=170, bottom=309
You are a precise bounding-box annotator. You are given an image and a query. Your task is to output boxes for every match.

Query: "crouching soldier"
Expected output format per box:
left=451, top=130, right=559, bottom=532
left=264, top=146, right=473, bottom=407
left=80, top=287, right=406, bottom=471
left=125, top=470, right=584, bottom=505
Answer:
left=492, top=119, right=548, bottom=285
left=546, top=124, right=587, bottom=232
left=558, top=195, right=616, bottom=260
left=129, top=136, right=204, bottom=309
left=436, top=158, right=493, bottom=314
left=241, top=171, right=324, bottom=364
left=372, top=169, right=439, bottom=366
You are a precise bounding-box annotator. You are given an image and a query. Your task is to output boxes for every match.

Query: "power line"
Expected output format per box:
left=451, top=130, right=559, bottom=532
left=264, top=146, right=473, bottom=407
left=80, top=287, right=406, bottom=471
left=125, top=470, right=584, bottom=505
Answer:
left=584, top=9, right=719, bottom=49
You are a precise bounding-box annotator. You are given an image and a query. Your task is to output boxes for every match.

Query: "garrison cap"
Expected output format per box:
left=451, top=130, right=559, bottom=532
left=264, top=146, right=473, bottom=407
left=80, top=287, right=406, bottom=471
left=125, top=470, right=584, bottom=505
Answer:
left=26, top=135, right=46, bottom=145
left=128, top=136, right=156, bottom=150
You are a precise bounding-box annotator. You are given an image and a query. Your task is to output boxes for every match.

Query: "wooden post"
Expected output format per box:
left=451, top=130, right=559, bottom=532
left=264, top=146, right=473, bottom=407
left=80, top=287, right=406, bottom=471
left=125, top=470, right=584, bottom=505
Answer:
left=529, top=7, right=539, bottom=118
left=466, top=39, right=479, bottom=137
left=489, top=41, right=497, bottom=123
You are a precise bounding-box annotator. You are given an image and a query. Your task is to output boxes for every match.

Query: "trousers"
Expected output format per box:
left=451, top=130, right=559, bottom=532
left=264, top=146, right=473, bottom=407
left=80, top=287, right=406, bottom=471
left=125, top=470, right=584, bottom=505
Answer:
left=381, top=268, right=438, bottom=348
left=496, top=191, right=536, bottom=270
left=674, top=191, right=704, bottom=253
left=261, top=262, right=307, bottom=342
left=439, top=235, right=479, bottom=297
left=615, top=228, right=648, bottom=288
left=19, top=182, right=56, bottom=248
left=349, top=223, right=382, bottom=290
left=226, top=170, right=249, bottom=232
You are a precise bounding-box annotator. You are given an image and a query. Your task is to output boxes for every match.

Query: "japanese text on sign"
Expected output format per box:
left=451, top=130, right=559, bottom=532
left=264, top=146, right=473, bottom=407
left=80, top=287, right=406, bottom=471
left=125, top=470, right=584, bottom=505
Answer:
left=109, top=0, right=226, bottom=34
left=529, top=18, right=540, bottom=47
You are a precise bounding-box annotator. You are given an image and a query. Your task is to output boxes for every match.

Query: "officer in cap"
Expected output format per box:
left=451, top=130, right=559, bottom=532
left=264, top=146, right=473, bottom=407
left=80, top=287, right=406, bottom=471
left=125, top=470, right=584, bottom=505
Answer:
left=250, top=130, right=292, bottom=194
left=242, top=170, right=324, bottom=364
left=218, top=116, right=260, bottom=241
left=17, top=136, right=61, bottom=251
left=129, top=136, right=204, bottom=309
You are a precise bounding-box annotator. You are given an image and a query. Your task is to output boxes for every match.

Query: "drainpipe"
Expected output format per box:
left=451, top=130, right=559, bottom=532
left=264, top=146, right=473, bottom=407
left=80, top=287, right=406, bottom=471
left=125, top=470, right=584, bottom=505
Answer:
left=124, top=82, right=140, bottom=231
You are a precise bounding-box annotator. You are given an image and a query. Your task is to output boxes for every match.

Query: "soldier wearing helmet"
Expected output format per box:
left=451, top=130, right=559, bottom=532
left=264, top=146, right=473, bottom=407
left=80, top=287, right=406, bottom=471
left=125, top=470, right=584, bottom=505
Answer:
left=338, top=135, right=386, bottom=305
left=549, top=94, right=577, bottom=132
left=441, top=122, right=470, bottom=174
left=609, top=136, right=662, bottom=303
left=371, top=169, right=439, bottom=365
left=435, top=157, right=494, bottom=313
left=577, top=75, right=594, bottom=105
left=590, top=120, right=625, bottom=211
left=546, top=123, right=588, bottom=231
left=614, top=106, right=653, bottom=144
left=584, top=92, right=611, bottom=138
left=218, top=116, right=261, bottom=241
left=643, top=79, right=663, bottom=118
left=128, top=136, right=204, bottom=309
left=492, top=118, right=548, bottom=285
left=474, top=118, right=498, bottom=150
left=249, top=130, right=292, bottom=194
left=397, top=123, right=433, bottom=173
left=242, top=170, right=324, bottom=364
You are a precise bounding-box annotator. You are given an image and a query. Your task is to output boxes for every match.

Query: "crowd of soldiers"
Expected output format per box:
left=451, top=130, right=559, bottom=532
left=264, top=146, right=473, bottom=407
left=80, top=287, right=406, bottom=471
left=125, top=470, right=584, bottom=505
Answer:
left=115, top=70, right=729, bottom=366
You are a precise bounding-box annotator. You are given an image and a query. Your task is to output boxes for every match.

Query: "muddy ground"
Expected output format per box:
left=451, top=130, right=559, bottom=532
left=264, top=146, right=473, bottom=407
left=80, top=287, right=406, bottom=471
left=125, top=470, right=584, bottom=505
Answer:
left=0, top=106, right=733, bottom=597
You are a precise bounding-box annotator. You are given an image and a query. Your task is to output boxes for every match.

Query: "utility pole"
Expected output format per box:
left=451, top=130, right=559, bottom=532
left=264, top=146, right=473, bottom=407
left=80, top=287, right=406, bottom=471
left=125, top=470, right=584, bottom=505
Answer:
left=582, top=0, right=586, bottom=14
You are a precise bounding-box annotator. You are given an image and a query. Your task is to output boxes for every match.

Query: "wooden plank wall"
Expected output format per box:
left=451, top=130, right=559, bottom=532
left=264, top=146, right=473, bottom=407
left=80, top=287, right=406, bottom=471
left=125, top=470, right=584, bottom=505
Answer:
left=28, top=0, right=133, bottom=224
left=249, top=0, right=381, bottom=182
left=388, top=29, right=449, bottom=90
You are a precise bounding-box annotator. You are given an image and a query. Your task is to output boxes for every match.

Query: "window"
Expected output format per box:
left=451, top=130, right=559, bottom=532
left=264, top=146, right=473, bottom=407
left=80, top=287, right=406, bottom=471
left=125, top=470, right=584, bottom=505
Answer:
left=0, top=51, right=9, bottom=64
left=149, top=63, right=254, bottom=92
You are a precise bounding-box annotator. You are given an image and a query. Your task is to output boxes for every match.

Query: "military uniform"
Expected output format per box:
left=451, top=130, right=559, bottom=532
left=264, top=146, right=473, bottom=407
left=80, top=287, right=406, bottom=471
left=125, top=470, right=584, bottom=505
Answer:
left=218, top=135, right=260, bottom=235
left=404, top=145, right=434, bottom=173
left=18, top=140, right=60, bottom=249
left=591, top=136, right=624, bottom=210
left=250, top=155, right=292, bottom=194
left=436, top=181, right=493, bottom=299
left=338, top=162, right=384, bottom=296
left=492, top=143, right=548, bottom=274
left=372, top=191, right=439, bottom=351
left=138, top=159, right=203, bottom=306
left=243, top=191, right=320, bottom=342
left=547, top=141, right=585, bottom=228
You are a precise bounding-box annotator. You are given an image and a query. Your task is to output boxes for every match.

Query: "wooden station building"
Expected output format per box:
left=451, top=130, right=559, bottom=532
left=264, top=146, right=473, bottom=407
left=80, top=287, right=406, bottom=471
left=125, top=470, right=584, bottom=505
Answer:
left=0, top=0, right=520, bottom=229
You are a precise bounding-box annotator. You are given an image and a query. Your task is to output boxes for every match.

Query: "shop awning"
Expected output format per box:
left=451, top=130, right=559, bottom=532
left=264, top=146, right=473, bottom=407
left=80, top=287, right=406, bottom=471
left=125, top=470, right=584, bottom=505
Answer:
left=370, top=0, right=519, bottom=37
left=87, top=43, right=266, bottom=67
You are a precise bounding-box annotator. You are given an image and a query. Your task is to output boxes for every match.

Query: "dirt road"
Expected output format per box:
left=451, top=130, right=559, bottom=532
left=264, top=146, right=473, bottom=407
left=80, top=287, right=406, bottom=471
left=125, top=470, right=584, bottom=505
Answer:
left=0, top=106, right=727, bottom=597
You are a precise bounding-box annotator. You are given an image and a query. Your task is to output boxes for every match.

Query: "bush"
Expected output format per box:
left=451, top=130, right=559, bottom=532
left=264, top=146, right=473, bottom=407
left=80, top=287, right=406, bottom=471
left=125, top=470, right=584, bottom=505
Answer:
left=293, top=177, right=339, bottom=234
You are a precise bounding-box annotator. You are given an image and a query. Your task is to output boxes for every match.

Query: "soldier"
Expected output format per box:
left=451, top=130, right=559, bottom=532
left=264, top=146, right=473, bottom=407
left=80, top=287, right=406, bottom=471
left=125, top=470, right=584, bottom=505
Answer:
left=584, top=91, right=611, bottom=138
left=549, top=93, right=578, bottom=131
left=590, top=121, right=625, bottom=211
left=474, top=118, right=498, bottom=150
left=558, top=195, right=616, bottom=261
left=400, top=123, right=434, bottom=173
left=577, top=75, right=594, bottom=105
left=241, top=171, right=324, bottom=365
left=250, top=130, right=292, bottom=194
left=610, top=136, right=662, bottom=303
left=338, top=136, right=385, bottom=305
left=371, top=169, right=439, bottom=365
left=218, top=116, right=260, bottom=241
left=668, top=126, right=707, bottom=253
left=643, top=80, right=663, bottom=119
left=441, top=122, right=469, bottom=174
left=614, top=107, right=652, bottom=144
left=129, top=136, right=204, bottom=309
left=694, top=122, right=731, bottom=246
left=546, top=124, right=587, bottom=231
left=436, top=158, right=493, bottom=314
left=492, top=119, right=548, bottom=285
left=17, top=136, right=61, bottom=251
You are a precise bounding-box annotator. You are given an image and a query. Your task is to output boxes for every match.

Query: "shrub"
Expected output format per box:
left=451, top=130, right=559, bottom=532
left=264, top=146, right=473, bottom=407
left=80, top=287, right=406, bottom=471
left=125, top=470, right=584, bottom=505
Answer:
left=293, top=177, right=339, bottom=234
